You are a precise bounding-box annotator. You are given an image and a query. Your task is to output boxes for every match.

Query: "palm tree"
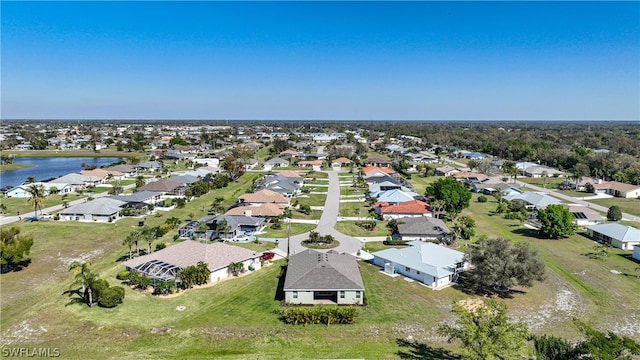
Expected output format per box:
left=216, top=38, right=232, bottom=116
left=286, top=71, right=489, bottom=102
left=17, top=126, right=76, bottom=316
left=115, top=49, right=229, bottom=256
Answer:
left=123, top=233, right=136, bottom=259
left=215, top=218, right=231, bottom=241
left=430, top=199, right=446, bottom=219
left=26, top=184, right=45, bottom=219
left=140, top=226, right=156, bottom=254
left=68, top=262, right=97, bottom=307
left=135, top=175, right=145, bottom=189
left=541, top=170, right=548, bottom=189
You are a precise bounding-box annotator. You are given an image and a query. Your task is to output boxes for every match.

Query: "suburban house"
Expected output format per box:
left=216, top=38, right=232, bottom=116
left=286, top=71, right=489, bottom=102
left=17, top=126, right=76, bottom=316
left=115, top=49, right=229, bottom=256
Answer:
left=298, top=160, right=324, bottom=170
left=207, top=215, right=266, bottom=240
left=255, top=174, right=302, bottom=197
left=372, top=241, right=467, bottom=289
left=452, top=172, right=489, bottom=184
left=279, top=149, right=300, bottom=158
left=472, top=181, right=522, bottom=196
left=80, top=168, right=125, bottom=182
left=363, top=166, right=395, bottom=178
left=111, top=190, right=163, bottom=207
left=264, top=158, right=289, bottom=170
left=123, top=240, right=263, bottom=286
left=396, top=216, right=452, bottom=242
left=375, top=200, right=431, bottom=220
left=522, top=166, right=564, bottom=178
left=592, top=181, right=640, bottom=199
left=368, top=181, right=411, bottom=196
left=138, top=179, right=186, bottom=196
left=283, top=249, right=365, bottom=305
left=561, top=176, right=598, bottom=191
left=243, top=158, right=259, bottom=171
left=59, top=198, right=125, bottom=222
left=136, top=161, right=162, bottom=172
left=49, top=173, right=103, bottom=189
left=332, top=157, right=353, bottom=168
left=5, top=182, right=73, bottom=198
left=364, top=157, right=390, bottom=167
left=225, top=203, right=284, bottom=218
left=564, top=205, right=605, bottom=226
left=374, top=189, right=420, bottom=205
left=238, top=189, right=291, bottom=207
left=503, top=192, right=561, bottom=210
left=106, top=164, right=138, bottom=177
left=585, top=223, right=640, bottom=250
left=435, top=166, right=460, bottom=177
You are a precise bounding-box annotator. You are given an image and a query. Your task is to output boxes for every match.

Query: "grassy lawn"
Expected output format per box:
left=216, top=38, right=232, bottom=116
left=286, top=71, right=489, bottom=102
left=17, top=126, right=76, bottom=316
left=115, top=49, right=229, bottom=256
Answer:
left=557, top=189, right=591, bottom=198
left=304, top=171, right=327, bottom=179
left=335, top=221, right=390, bottom=237
left=361, top=241, right=408, bottom=253
left=294, top=193, right=327, bottom=207
left=587, top=197, right=640, bottom=217
left=408, top=174, right=438, bottom=195
left=290, top=209, right=322, bottom=220
left=0, top=193, right=85, bottom=215
left=259, top=223, right=317, bottom=238
left=340, top=186, right=364, bottom=196
left=230, top=240, right=276, bottom=253
left=339, top=201, right=371, bottom=217
left=87, top=186, right=112, bottom=194
left=518, top=177, right=563, bottom=189
left=109, top=179, right=136, bottom=186
left=0, top=163, right=34, bottom=172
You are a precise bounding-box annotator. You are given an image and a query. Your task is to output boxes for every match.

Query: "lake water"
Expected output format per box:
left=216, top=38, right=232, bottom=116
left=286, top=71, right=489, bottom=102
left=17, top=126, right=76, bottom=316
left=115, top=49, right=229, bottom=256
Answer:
left=0, top=157, right=125, bottom=188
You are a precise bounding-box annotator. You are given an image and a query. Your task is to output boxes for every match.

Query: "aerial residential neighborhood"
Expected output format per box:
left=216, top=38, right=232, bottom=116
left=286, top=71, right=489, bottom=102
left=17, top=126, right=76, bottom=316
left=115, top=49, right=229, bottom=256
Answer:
left=2, top=1, right=639, bottom=358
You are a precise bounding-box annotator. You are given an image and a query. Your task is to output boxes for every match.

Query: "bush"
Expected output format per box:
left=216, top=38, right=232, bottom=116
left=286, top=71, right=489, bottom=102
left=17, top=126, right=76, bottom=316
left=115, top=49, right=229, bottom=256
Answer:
left=128, top=272, right=153, bottom=290
left=155, top=243, right=166, bottom=251
left=116, top=271, right=130, bottom=281
left=89, top=279, right=110, bottom=304
left=607, top=206, right=622, bottom=221
left=383, top=240, right=410, bottom=246
left=477, top=195, right=488, bottom=203
left=282, top=306, right=357, bottom=325
left=98, top=286, right=125, bottom=308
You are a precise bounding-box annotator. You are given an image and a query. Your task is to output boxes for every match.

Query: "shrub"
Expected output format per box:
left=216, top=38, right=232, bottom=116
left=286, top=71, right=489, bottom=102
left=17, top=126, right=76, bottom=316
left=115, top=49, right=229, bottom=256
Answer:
left=607, top=206, right=622, bottom=221
left=282, top=306, right=357, bottom=325
left=116, top=271, right=130, bottom=281
left=128, top=272, right=153, bottom=290
left=383, top=240, right=410, bottom=246
left=98, top=286, right=125, bottom=308
left=89, top=279, right=110, bottom=304
left=477, top=195, right=488, bottom=203
left=155, top=243, right=166, bottom=251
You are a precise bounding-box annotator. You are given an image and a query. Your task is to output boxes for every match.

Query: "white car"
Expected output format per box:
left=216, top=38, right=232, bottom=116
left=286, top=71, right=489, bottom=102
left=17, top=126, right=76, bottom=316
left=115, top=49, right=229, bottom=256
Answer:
left=38, top=213, right=54, bottom=220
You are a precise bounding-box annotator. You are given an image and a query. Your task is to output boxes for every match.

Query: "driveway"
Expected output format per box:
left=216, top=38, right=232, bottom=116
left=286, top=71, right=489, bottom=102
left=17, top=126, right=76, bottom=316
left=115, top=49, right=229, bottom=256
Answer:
left=277, top=170, right=364, bottom=256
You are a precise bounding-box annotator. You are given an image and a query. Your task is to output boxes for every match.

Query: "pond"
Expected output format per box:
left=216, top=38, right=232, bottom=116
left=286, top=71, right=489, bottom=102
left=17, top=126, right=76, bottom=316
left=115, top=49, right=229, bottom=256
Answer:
left=1, top=157, right=126, bottom=188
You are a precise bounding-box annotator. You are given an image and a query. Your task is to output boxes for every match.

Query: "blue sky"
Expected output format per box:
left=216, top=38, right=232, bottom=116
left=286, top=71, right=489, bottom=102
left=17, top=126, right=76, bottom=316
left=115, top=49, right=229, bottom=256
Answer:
left=2, top=1, right=638, bottom=121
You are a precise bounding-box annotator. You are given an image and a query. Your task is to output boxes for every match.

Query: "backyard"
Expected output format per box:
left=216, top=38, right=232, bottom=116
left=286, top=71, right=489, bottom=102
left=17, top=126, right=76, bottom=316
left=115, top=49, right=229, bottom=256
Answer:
left=338, top=200, right=371, bottom=217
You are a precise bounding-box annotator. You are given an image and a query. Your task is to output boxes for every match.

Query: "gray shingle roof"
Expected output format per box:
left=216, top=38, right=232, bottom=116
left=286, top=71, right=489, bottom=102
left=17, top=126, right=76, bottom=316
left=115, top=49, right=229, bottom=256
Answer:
left=60, top=197, right=125, bottom=216
left=397, top=216, right=451, bottom=237
left=138, top=179, right=183, bottom=192
left=284, top=250, right=364, bottom=291
left=503, top=192, right=561, bottom=209
left=110, top=190, right=159, bottom=203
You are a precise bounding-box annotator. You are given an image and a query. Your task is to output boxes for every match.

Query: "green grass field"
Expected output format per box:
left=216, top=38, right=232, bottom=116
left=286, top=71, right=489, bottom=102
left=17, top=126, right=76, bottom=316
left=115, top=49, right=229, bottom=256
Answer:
left=587, top=197, right=640, bottom=217
left=338, top=201, right=371, bottom=217
left=0, top=193, right=85, bottom=215
left=294, top=193, right=327, bottom=207
left=408, top=174, right=438, bottom=195
left=259, top=223, right=317, bottom=238
left=0, top=163, right=34, bottom=172
left=335, top=221, right=390, bottom=237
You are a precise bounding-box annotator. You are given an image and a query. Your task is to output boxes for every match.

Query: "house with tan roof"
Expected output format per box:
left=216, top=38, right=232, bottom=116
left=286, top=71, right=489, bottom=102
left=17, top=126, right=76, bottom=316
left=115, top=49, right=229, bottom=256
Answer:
left=123, top=240, right=263, bottom=285
left=592, top=181, right=640, bottom=198
left=364, top=157, right=390, bottom=167
left=81, top=168, right=125, bottom=181
left=238, top=189, right=291, bottom=206
left=138, top=179, right=186, bottom=196
left=332, top=157, right=353, bottom=167
left=435, top=166, right=460, bottom=177
left=298, top=160, right=324, bottom=170
left=452, top=171, right=489, bottom=184
left=225, top=203, right=284, bottom=218
left=279, top=149, right=300, bottom=158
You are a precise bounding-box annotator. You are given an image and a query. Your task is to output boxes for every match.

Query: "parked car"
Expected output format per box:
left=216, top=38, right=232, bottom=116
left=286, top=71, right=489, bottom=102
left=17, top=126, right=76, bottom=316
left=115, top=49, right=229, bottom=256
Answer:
left=260, top=252, right=275, bottom=261
left=39, top=213, right=53, bottom=220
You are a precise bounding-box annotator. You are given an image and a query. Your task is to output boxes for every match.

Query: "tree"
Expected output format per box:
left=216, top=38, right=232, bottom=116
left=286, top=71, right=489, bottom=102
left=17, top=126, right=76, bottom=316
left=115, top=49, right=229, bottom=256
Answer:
left=122, top=233, right=136, bottom=259
left=0, top=227, right=34, bottom=273
left=26, top=184, right=46, bottom=219
left=438, top=299, right=529, bottom=360
left=67, top=262, right=99, bottom=307
left=425, top=178, right=472, bottom=218
left=607, top=205, right=622, bottom=221
left=453, top=215, right=476, bottom=241
left=430, top=199, right=446, bottom=219
left=537, top=204, right=576, bottom=239
left=228, top=262, right=244, bottom=276
left=502, top=161, right=518, bottom=183
left=214, top=218, right=231, bottom=240
left=140, top=226, right=157, bottom=254
left=98, top=286, right=125, bottom=308
left=135, top=175, right=145, bottom=189
left=461, top=237, right=546, bottom=294
left=532, top=334, right=575, bottom=360
left=222, top=155, right=246, bottom=181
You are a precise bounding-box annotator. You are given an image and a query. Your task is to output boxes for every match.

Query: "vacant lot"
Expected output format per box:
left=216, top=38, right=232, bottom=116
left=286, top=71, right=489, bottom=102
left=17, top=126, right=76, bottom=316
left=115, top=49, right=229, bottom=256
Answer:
left=294, top=193, right=327, bottom=207
left=588, top=197, right=640, bottom=218
left=0, top=193, right=86, bottom=215
left=339, top=201, right=371, bottom=217
left=335, top=221, right=390, bottom=237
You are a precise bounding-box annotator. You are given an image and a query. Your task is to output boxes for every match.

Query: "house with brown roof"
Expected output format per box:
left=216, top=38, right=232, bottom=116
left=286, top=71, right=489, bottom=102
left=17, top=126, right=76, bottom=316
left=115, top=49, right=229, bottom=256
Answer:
left=80, top=168, right=125, bottom=181
left=435, top=166, right=460, bottom=177
left=375, top=200, right=432, bottom=220
left=593, top=181, right=640, bottom=199
left=279, top=149, right=300, bottom=158
left=238, top=189, right=291, bottom=206
left=138, top=179, right=186, bottom=196
left=123, top=240, right=263, bottom=285
left=364, top=157, right=390, bottom=167
left=452, top=171, right=489, bottom=184
left=298, top=160, right=324, bottom=169
left=332, top=157, right=353, bottom=167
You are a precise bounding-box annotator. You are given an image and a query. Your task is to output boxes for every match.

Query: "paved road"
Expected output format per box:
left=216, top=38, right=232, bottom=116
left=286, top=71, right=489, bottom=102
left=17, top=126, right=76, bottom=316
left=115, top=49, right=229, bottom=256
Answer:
left=516, top=181, right=638, bottom=222
left=277, top=170, right=364, bottom=256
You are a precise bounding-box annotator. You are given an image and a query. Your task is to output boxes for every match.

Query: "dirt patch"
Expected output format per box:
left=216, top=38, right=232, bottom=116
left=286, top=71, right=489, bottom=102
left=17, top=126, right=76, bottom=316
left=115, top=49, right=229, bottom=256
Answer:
left=59, top=249, right=104, bottom=269
left=514, top=287, right=581, bottom=332
left=1, top=320, right=46, bottom=346
left=150, top=326, right=173, bottom=334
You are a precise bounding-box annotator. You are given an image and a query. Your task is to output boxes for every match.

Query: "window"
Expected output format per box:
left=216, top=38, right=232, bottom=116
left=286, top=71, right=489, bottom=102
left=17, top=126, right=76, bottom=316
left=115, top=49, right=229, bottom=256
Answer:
left=355, top=291, right=361, bottom=299
left=292, top=291, right=298, bottom=299
left=416, top=271, right=420, bottom=275
left=339, top=291, right=345, bottom=299
left=405, top=266, right=410, bottom=272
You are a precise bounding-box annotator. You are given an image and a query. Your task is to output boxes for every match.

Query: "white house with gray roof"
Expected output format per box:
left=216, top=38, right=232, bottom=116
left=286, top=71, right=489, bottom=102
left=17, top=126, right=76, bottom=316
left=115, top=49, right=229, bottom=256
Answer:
left=59, top=197, right=126, bottom=222
left=585, top=223, right=640, bottom=250
left=503, top=192, right=561, bottom=210
left=372, top=241, right=468, bottom=289
left=284, top=249, right=364, bottom=305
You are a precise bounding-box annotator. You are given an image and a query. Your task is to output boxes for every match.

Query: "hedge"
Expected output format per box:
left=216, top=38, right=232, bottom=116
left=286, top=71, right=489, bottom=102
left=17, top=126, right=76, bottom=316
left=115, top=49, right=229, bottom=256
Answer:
left=281, top=306, right=357, bottom=326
